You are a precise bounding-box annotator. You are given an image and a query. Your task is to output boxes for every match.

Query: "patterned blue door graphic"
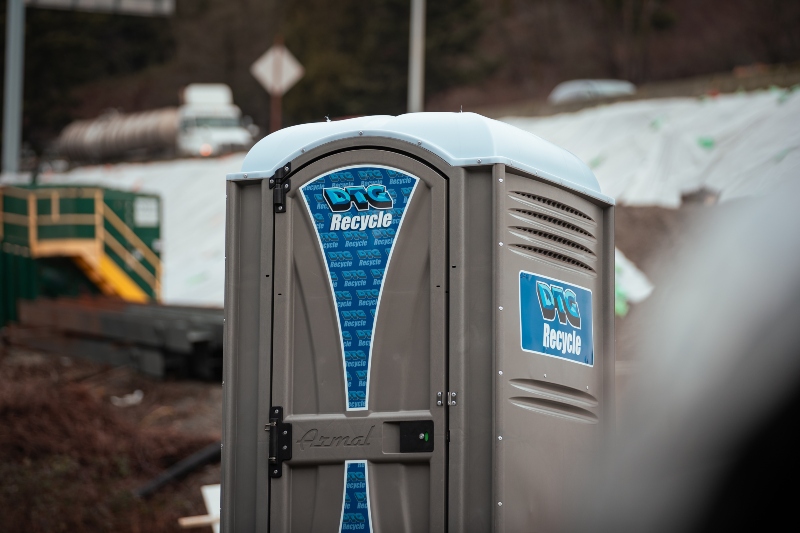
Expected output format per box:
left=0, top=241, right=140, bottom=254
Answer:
left=300, top=165, right=419, bottom=410
left=338, top=460, right=373, bottom=532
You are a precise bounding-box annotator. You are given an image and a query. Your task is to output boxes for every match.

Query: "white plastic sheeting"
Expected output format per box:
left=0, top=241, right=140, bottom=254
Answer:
left=615, top=248, right=654, bottom=315
left=504, top=88, right=800, bottom=207
left=5, top=90, right=796, bottom=306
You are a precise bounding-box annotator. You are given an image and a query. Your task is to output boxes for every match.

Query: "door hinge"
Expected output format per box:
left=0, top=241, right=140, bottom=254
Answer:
left=268, top=163, right=292, bottom=213
left=267, top=406, right=292, bottom=478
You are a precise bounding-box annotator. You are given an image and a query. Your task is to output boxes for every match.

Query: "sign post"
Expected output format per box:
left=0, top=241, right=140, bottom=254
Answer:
left=407, top=0, right=426, bottom=113
left=2, top=0, right=25, bottom=174
left=250, top=39, right=304, bottom=133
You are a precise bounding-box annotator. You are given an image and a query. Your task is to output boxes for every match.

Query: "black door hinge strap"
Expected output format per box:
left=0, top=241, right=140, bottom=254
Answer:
left=268, top=163, right=292, bottom=213
left=267, top=406, right=292, bottom=478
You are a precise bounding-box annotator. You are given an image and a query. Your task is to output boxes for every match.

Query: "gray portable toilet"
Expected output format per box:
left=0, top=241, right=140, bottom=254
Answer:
left=222, top=112, right=615, bottom=532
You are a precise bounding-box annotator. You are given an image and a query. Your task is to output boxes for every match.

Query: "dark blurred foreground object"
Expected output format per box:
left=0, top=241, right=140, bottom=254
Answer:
left=2, top=296, right=223, bottom=380
left=573, top=180, right=800, bottom=531
left=135, top=440, right=221, bottom=498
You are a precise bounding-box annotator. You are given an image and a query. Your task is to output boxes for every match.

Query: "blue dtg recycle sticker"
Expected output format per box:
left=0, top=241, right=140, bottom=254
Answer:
left=519, top=271, right=594, bottom=366
left=301, top=165, right=419, bottom=410
left=338, top=460, right=373, bottom=532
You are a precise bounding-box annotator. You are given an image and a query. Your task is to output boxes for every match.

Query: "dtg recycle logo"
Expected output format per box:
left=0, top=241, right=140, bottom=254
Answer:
left=322, top=184, right=396, bottom=231
left=537, top=280, right=581, bottom=329
left=519, top=271, right=594, bottom=366
left=301, top=165, right=419, bottom=410
left=323, top=185, right=394, bottom=211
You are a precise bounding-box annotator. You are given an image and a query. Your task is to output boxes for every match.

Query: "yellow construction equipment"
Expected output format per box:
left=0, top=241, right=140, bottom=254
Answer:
left=1, top=185, right=161, bottom=324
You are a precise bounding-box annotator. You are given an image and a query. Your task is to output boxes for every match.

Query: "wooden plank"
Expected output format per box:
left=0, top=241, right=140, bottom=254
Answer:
left=95, top=190, right=104, bottom=268
left=103, top=203, right=162, bottom=274
left=1, top=212, right=28, bottom=226
left=37, top=214, right=96, bottom=225
left=103, top=232, right=158, bottom=290
left=0, top=186, right=31, bottom=199
left=51, top=190, right=59, bottom=221
left=178, top=515, right=220, bottom=528
left=98, top=253, right=149, bottom=302
left=27, top=193, right=37, bottom=256
left=32, top=187, right=100, bottom=198
left=33, top=239, right=98, bottom=261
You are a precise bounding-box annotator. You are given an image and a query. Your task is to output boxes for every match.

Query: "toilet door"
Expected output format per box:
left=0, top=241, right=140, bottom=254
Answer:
left=269, top=149, right=448, bottom=532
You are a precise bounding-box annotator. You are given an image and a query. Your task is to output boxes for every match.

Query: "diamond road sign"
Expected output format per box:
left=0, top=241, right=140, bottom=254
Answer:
left=250, top=45, right=305, bottom=97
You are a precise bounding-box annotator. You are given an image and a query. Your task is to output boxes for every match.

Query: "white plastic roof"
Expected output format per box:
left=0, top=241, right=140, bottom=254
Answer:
left=229, top=112, right=612, bottom=204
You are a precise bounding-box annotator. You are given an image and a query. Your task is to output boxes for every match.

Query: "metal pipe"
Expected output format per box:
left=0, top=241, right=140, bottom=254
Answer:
left=134, top=441, right=222, bottom=498
left=407, top=0, right=426, bottom=113
left=3, top=0, right=26, bottom=174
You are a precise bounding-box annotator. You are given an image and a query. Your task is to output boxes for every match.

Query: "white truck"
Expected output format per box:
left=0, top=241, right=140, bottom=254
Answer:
left=58, top=84, right=255, bottom=161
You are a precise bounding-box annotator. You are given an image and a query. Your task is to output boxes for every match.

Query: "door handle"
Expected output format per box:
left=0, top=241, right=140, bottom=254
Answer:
left=398, top=420, right=434, bottom=453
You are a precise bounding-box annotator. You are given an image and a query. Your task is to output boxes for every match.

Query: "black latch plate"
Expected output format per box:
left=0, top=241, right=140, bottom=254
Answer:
left=268, top=406, right=292, bottom=478
left=268, top=163, right=291, bottom=213
left=398, top=420, right=434, bottom=453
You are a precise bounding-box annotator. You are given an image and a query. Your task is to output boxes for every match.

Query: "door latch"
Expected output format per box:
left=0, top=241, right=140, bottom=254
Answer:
left=437, top=391, right=457, bottom=407
left=268, top=163, right=291, bottom=213
left=267, top=406, right=292, bottom=478
left=448, top=391, right=457, bottom=407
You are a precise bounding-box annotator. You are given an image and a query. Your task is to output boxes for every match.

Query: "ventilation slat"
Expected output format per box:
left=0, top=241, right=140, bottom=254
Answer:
left=510, top=244, right=596, bottom=274
left=509, top=396, right=598, bottom=424
left=510, top=226, right=594, bottom=257
left=510, top=191, right=594, bottom=222
left=510, top=208, right=595, bottom=240
left=509, top=378, right=598, bottom=408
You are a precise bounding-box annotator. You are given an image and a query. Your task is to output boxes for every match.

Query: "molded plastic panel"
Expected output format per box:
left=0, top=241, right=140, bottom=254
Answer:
left=269, top=150, right=447, bottom=532
left=493, top=165, right=614, bottom=532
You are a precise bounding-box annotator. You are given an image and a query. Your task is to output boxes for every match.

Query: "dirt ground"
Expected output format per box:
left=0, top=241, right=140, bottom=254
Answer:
left=0, top=202, right=725, bottom=532
left=0, top=348, right=222, bottom=533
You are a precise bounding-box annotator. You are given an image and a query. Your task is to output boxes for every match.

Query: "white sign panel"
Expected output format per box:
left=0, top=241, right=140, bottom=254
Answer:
left=250, top=45, right=305, bottom=97
left=134, top=197, right=160, bottom=227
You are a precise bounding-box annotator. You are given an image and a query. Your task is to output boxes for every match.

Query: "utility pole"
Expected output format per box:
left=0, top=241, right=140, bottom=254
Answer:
left=407, top=0, right=425, bottom=113
left=2, top=1, right=174, bottom=176
left=3, top=0, right=26, bottom=174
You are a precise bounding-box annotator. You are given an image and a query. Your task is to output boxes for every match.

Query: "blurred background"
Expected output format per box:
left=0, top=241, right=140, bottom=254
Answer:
left=0, top=0, right=799, bottom=531
left=3, top=0, right=800, bottom=151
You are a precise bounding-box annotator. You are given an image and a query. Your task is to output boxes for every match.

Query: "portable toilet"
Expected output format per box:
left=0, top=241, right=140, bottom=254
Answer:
left=222, top=113, right=615, bottom=532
